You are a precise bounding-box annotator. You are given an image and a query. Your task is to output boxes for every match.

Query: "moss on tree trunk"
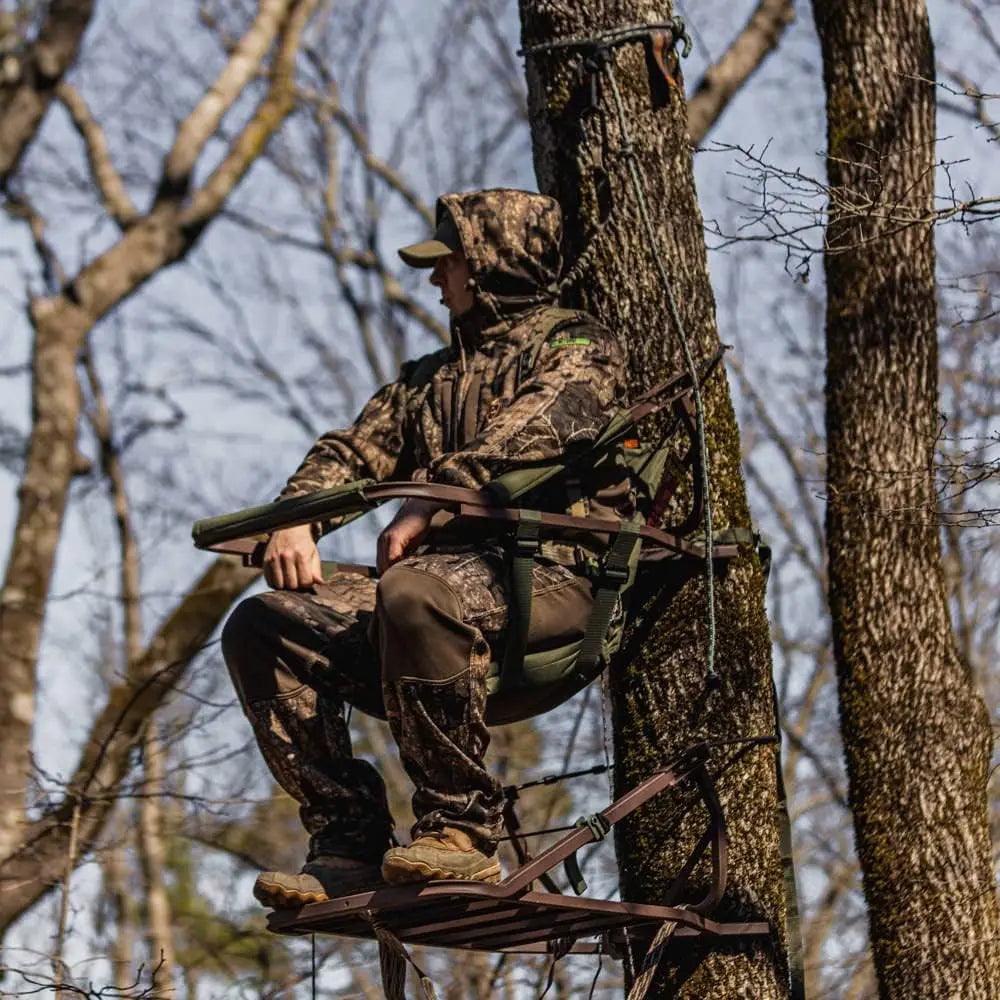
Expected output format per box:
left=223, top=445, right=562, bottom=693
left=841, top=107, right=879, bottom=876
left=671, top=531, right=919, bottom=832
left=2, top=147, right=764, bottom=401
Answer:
left=813, top=1, right=1000, bottom=996
left=519, top=2, right=790, bottom=996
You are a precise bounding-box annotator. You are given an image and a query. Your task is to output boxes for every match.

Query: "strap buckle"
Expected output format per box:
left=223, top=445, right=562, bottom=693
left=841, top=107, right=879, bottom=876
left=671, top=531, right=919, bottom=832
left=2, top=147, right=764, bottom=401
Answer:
left=599, top=561, right=631, bottom=586
left=514, top=534, right=541, bottom=556
left=563, top=813, right=613, bottom=895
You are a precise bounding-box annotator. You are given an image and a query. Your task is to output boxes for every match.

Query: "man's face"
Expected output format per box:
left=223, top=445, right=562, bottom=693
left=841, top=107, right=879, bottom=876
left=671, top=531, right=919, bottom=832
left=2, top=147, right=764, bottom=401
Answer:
left=430, top=252, right=475, bottom=317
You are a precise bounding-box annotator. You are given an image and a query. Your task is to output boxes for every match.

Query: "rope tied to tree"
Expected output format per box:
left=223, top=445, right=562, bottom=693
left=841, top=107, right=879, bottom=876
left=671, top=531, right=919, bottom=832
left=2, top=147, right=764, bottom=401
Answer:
left=521, top=21, right=721, bottom=688
left=624, top=906, right=690, bottom=1000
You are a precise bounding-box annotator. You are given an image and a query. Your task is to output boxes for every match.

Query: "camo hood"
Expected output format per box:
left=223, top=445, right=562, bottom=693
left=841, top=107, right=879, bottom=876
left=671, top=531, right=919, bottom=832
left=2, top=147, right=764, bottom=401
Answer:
left=436, top=189, right=563, bottom=342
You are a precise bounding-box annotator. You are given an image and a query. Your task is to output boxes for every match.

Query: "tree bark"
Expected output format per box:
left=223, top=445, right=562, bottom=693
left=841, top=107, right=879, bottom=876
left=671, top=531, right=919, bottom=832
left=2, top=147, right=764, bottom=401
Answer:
left=813, top=1, right=1000, bottom=996
left=519, top=3, right=789, bottom=996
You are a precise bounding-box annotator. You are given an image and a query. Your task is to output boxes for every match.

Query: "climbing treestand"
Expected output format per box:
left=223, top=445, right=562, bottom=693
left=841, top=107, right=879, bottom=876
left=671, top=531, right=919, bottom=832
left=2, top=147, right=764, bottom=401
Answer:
left=193, top=362, right=787, bottom=999
left=193, top=17, right=804, bottom=999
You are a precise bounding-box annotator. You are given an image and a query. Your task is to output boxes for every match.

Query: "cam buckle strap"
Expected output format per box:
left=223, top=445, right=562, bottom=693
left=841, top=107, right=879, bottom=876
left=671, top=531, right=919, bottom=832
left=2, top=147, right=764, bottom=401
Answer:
left=500, top=510, right=543, bottom=691
left=564, top=812, right=612, bottom=895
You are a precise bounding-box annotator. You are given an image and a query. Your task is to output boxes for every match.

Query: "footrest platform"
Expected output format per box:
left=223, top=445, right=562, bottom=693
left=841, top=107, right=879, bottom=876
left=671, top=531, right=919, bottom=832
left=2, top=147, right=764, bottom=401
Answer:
left=266, top=882, right=770, bottom=954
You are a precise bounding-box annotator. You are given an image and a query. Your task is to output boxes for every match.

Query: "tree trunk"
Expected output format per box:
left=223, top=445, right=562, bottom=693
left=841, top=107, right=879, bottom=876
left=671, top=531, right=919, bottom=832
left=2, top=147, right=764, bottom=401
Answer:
left=519, top=3, right=789, bottom=996
left=101, top=818, right=138, bottom=993
left=813, top=1, right=1000, bottom=996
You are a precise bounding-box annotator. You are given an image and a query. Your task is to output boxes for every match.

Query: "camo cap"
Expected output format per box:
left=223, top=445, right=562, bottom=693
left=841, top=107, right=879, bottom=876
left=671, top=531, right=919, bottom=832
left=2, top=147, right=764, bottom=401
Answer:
left=398, top=213, right=464, bottom=268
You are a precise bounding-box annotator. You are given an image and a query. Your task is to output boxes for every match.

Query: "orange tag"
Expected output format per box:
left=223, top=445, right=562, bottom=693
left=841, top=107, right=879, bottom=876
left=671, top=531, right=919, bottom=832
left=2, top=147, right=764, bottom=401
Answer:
left=624, top=438, right=640, bottom=449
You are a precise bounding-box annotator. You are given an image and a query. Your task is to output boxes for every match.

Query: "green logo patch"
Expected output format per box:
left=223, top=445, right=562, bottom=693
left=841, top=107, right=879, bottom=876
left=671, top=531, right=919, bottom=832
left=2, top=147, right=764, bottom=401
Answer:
left=548, top=336, right=591, bottom=348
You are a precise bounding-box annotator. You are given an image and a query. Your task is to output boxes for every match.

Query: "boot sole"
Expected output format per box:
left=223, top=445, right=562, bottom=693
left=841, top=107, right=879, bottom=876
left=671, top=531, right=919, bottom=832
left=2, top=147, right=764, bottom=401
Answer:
left=253, top=878, right=329, bottom=909
left=382, top=856, right=501, bottom=886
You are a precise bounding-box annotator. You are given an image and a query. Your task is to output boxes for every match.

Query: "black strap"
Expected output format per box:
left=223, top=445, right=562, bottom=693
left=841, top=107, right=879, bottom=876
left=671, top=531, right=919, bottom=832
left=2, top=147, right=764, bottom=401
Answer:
left=576, top=521, right=642, bottom=675
left=501, top=510, right=542, bottom=690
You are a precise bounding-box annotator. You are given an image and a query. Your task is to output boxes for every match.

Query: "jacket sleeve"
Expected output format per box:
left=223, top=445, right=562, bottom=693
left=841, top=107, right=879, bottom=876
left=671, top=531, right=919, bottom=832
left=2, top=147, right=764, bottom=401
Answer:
left=427, top=323, right=627, bottom=489
left=280, top=368, right=417, bottom=500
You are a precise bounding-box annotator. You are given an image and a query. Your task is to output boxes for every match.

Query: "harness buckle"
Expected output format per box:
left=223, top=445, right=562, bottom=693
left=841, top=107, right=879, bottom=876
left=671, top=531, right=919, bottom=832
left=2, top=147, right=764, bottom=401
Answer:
left=600, top=562, right=630, bottom=586
left=514, top=534, right=542, bottom=557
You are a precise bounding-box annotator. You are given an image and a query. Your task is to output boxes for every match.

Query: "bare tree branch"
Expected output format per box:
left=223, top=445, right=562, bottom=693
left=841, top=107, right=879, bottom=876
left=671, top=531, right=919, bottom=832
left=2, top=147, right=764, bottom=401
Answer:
left=687, top=0, right=796, bottom=145
left=56, top=82, right=139, bottom=226
left=938, top=69, right=1000, bottom=143
left=163, top=0, right=296, bottom=191
left=0, top=556, right=259, bottom=932
left=183, top=0, right=318, bottom=225
left=82, top=347, right=143, bottom=667
left=0, top=0, right=95, bottom=183
left=0, top=1, right=317, bottom=863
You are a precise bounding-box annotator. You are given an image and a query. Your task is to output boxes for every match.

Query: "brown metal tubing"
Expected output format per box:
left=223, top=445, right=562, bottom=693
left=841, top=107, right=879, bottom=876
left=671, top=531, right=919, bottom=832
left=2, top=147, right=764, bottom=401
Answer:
left=267, top=884, right=772, bottom=945
left=200, top=480, right=733, bottom=563
left=687, top=762, right=729, bottom=915
left=503, top=797, right=563, bottom=894
left=498, top=748, right=707, bottom=895
left=662, top=824, right=713, bottom=907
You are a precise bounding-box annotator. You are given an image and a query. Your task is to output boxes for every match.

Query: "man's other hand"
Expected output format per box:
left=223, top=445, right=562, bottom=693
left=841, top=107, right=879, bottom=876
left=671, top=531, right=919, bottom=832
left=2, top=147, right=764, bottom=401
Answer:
left=263, top=524, right=324, bottom=590
left=377, top=498, right=441, bottom=575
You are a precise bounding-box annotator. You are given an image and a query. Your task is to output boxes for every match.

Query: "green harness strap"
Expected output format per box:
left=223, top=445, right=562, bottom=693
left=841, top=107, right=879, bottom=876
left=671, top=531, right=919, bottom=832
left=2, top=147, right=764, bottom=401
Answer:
left=500, top=510, right=543, bottom=690
left=575, top=520, right=642, bottom=677
left=498, top=514, right=641, bottom=694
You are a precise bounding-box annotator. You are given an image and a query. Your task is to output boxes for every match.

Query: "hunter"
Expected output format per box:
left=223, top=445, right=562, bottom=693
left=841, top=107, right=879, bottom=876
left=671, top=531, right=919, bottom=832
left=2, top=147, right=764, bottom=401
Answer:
left=222, top=188, right=632, bottom=907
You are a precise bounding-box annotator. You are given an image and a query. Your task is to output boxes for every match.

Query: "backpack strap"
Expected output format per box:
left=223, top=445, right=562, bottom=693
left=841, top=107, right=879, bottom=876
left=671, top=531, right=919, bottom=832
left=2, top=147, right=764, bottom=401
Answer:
left=516, top=307, right=592, bottom=388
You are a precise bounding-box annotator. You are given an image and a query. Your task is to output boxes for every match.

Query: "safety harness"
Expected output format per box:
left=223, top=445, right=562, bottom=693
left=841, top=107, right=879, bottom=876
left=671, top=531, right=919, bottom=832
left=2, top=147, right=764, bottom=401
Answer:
left=193, top=345, right=738, bottom=714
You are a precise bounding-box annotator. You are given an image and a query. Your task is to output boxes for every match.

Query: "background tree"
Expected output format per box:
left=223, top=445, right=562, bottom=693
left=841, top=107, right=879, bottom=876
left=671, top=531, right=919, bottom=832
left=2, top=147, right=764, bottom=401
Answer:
left=812, top=0, right=1000, bottom=995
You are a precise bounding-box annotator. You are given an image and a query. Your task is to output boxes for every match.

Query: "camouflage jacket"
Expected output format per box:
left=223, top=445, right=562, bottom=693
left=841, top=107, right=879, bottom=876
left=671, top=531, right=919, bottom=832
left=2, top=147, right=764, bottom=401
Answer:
left=282, top=190, right=631, bottom=543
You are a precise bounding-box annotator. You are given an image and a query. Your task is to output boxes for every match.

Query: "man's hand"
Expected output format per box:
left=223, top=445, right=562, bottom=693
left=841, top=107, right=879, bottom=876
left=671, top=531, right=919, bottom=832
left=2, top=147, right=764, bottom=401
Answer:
left=263, top=524, right=324, bottom=590
left=377, top=498, right=441, bottom=575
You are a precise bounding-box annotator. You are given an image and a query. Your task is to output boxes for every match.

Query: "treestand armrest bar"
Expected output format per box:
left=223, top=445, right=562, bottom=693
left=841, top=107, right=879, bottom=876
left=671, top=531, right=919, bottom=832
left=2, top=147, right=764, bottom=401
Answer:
left=192, top=480, right=741, bottom=563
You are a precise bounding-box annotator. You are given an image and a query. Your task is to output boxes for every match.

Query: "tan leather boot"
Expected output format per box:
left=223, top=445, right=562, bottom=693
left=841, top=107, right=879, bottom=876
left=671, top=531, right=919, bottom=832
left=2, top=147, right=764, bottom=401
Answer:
left=254, top=854, right=385, bottom=908
left=381, top=826, right=501, bottom=885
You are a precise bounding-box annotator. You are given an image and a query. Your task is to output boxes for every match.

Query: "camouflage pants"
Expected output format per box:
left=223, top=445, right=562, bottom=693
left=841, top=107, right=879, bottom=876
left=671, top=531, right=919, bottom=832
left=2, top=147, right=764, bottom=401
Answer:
left=221, top=548, right=593, bottom=862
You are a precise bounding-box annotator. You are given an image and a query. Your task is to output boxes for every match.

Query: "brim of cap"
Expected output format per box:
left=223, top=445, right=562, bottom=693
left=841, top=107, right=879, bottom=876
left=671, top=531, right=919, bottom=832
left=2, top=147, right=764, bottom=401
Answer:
left=398, top=239, right=455, bottom=268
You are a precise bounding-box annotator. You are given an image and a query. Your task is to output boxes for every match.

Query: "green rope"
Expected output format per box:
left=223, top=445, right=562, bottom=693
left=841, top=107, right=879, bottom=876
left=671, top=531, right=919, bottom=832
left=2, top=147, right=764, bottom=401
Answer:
left=601, top=63, right=719, bottom=686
